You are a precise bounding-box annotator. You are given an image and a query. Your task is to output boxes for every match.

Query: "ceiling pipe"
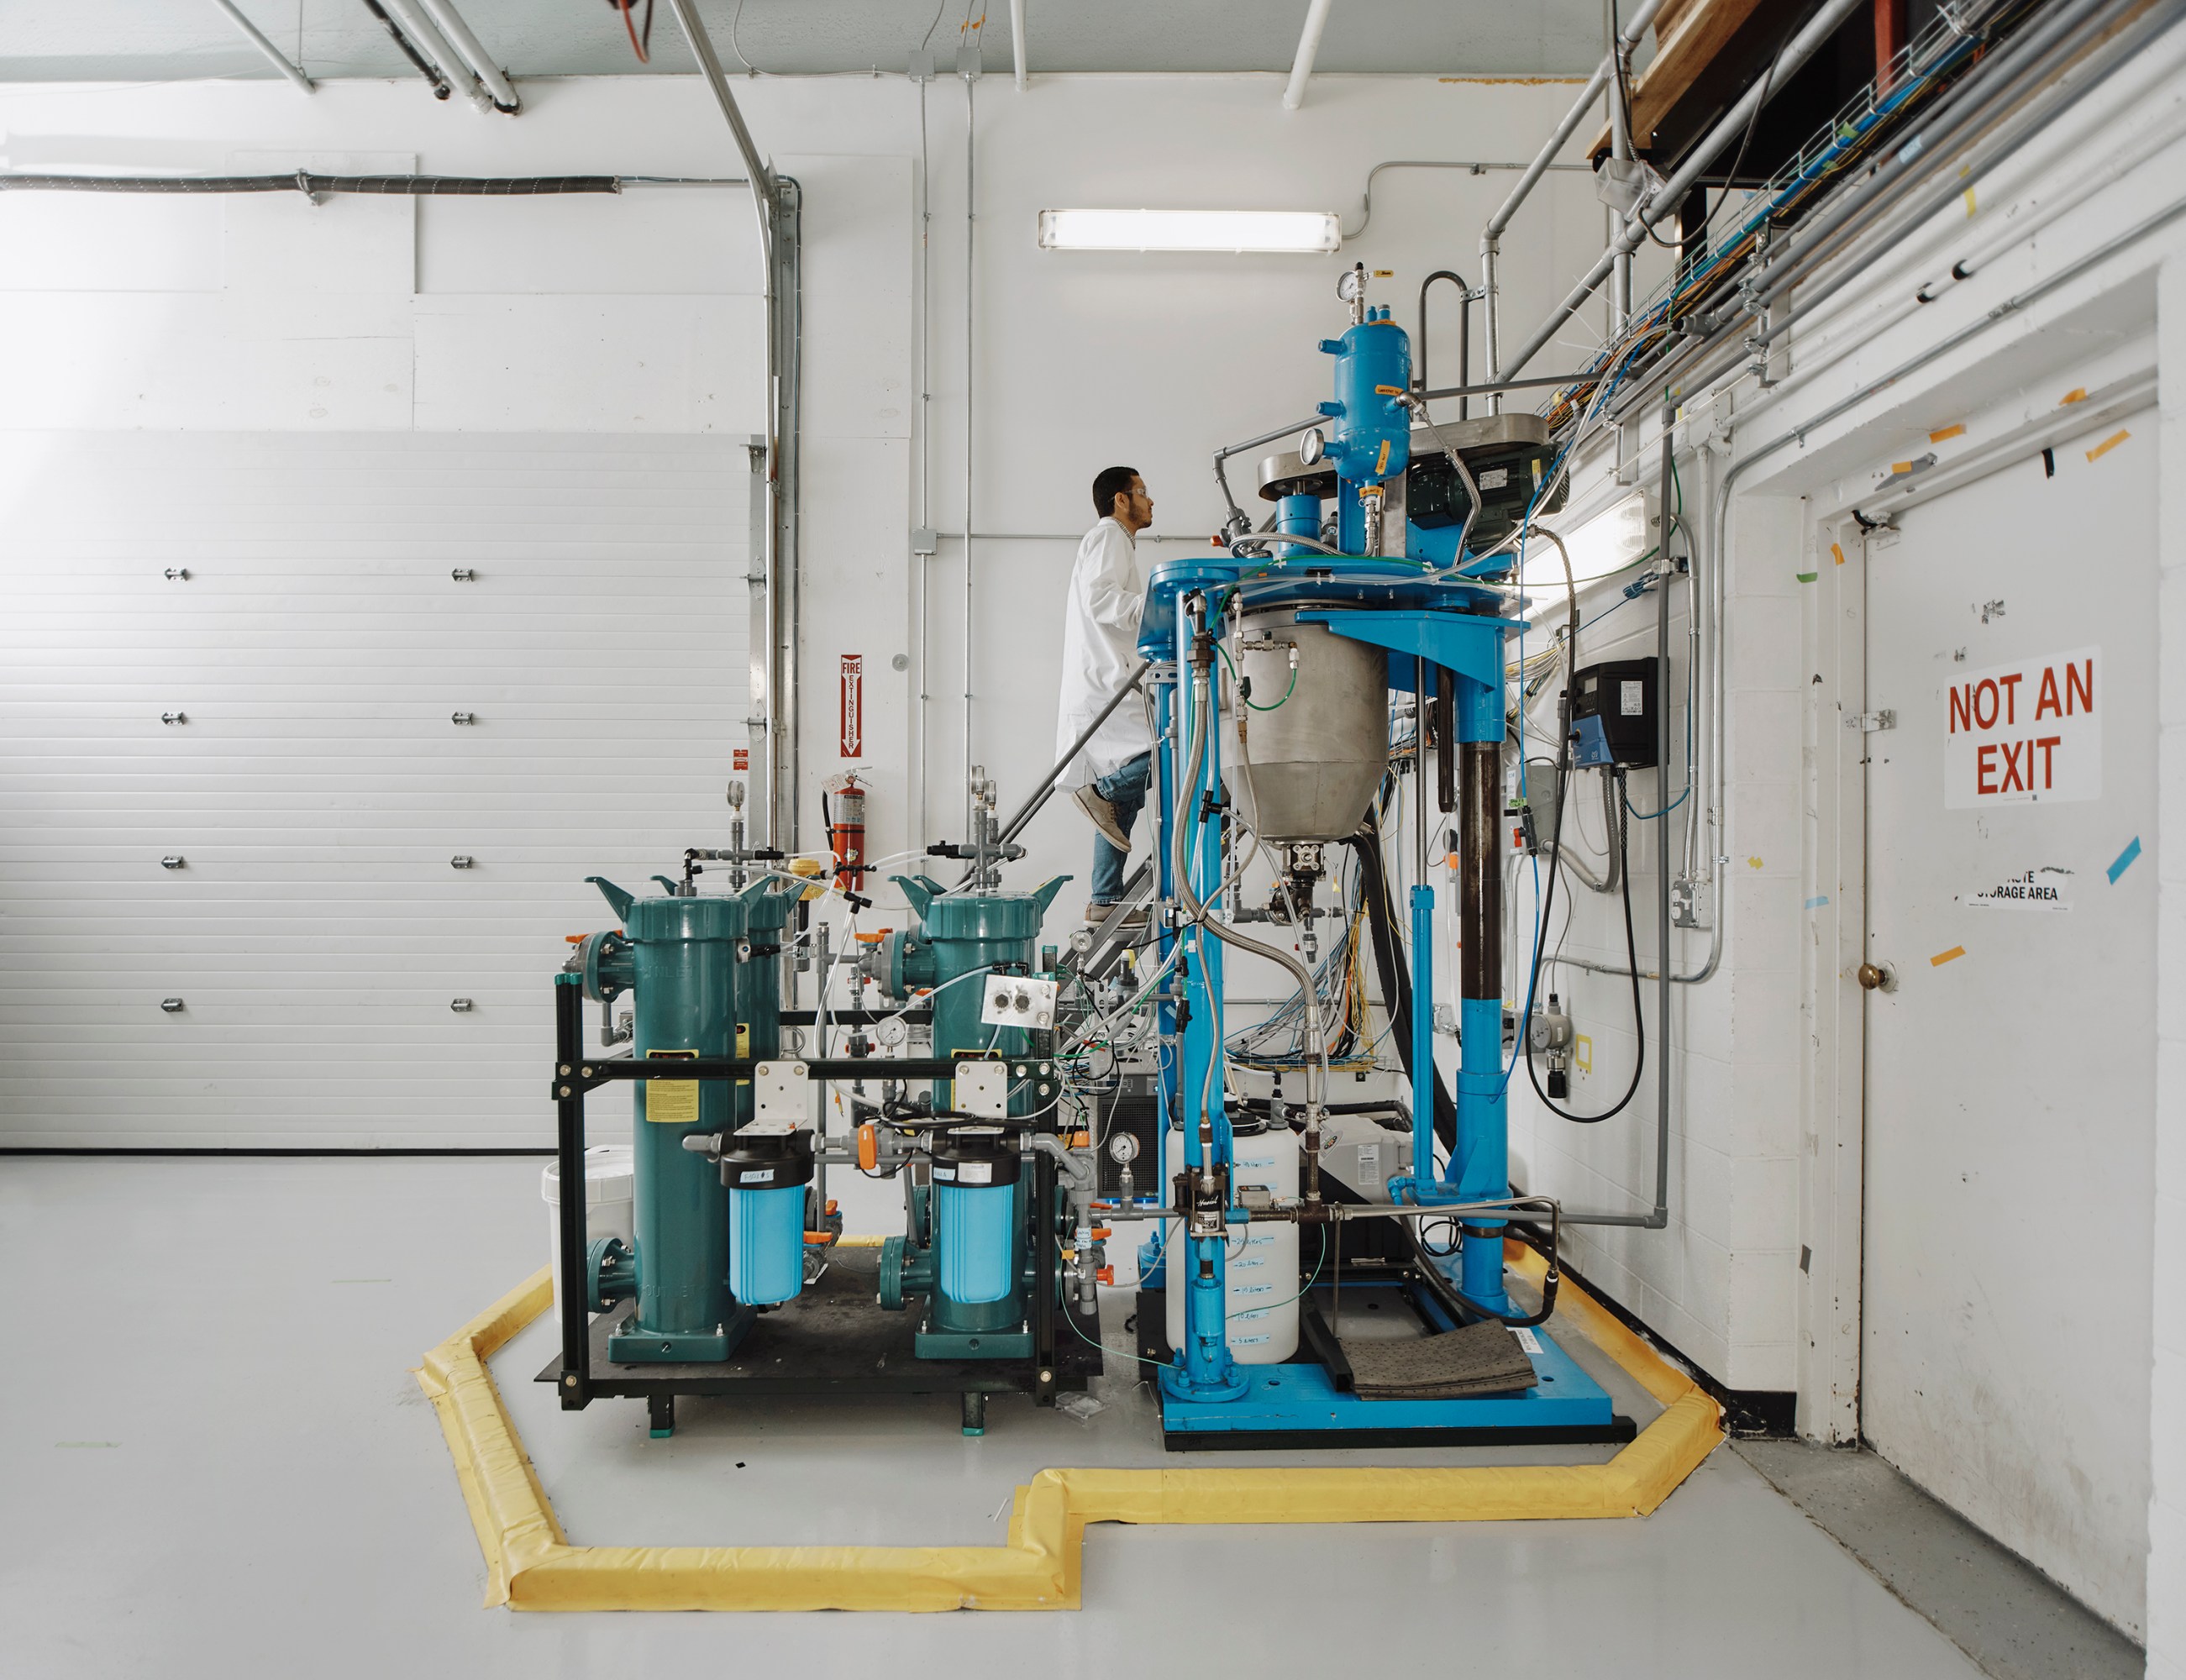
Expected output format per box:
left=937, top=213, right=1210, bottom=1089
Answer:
left=360, top=0, right=449, bottom=97
left=1010, top=0, right=1027, bottom=89
left=1283, top=0, right=1335, bottom=111
left=413, top=0, right=520, bottom=113
left=1500, top=0, right=1868, bottom=380
left=208, top=0, right=316, bottom=92
left=377, top=0, right=480, bottom=105
left=663, top=0, right=775, bottom=276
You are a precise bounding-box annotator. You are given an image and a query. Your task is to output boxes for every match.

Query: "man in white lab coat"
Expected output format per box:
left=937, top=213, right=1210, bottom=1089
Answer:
left=1056, top=466, right=1155, bottom=921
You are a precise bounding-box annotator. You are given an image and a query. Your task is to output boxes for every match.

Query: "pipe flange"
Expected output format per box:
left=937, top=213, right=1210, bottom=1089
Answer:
left=587, top=1235, right=635, bottom=1311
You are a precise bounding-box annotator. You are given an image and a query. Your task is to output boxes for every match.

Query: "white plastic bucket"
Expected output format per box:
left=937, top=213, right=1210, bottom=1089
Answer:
left=1165, top=1121, right=1301, bottom=1363
left=541, top=1144, right=635, bottom=1306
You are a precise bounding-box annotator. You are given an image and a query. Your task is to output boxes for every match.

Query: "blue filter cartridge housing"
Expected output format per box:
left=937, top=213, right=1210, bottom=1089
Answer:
left=932, top=1131, right=1022, bottom=1306
left=720, top=1128, right=815, bottom=1308
left=728, top=1185, right=806, bottom=1305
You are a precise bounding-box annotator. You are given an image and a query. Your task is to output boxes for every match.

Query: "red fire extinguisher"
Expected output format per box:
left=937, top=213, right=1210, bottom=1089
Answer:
left=825, top=773, right=867, bottom=891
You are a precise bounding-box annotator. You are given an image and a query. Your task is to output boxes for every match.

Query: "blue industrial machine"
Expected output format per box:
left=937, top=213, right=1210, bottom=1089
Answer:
left=538, top=265, right=1626, bottom=1453
left=1134, top=264, right=1626, bottom=1447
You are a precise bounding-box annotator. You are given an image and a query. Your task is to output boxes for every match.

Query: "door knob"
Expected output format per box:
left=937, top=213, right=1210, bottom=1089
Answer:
left=1857, top=962, right=1895, bottom=992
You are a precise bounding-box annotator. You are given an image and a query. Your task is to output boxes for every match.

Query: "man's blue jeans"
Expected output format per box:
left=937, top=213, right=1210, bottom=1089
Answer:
left=1090, top=751, right=1153, bottom=904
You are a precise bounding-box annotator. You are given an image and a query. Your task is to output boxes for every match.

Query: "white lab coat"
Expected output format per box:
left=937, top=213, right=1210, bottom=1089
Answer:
left=1054, top=517, right=1152, bottom=789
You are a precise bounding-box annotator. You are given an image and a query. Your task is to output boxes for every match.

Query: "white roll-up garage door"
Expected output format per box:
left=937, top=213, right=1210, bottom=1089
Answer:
left=0, top=430, right=754, bottom=1147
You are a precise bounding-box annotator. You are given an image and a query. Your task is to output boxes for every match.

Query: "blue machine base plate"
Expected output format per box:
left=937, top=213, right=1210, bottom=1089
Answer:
left=1153, top=1299, right=1632, bottom=1452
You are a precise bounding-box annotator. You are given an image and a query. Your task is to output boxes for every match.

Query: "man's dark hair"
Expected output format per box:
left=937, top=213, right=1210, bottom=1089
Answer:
left=1092, top=465, right=1140, bottom=520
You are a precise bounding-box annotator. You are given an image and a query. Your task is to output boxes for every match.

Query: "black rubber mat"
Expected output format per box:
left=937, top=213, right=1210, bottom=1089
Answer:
left=1341, top=1320, right=1537, bottom=1399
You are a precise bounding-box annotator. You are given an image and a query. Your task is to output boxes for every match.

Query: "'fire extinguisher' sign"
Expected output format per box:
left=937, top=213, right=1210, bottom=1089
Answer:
left=839, top=654, right=863, bottom=757
left=1944, top=646, right=2099, bottom=808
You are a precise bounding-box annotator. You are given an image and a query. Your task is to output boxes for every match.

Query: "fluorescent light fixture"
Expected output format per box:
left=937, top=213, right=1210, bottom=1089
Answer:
left=1038, top=208, right=1341, bottom=254
left=1519, top=491, right=1649, bottom=596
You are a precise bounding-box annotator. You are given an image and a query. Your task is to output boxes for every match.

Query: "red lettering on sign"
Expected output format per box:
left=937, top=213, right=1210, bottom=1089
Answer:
left=839, top=654, right=864, bottom=757
left=732, top=748, right=749, bottom=771
left=1950, top=685, right=1972, bottom=735
left=1999, top=740, right=2026, bottom=793
left=1973, top=679, right=1999, bottom=730
left=2036, top=666, right=2061, bottom=721
left=1978, top=743, right=1998, bottom=795
left=2036, top=735, right=2060, bottom=788
left=1997, top=671, right=2022, bottom=724
left=2066, top=659, right=2093, bottom=716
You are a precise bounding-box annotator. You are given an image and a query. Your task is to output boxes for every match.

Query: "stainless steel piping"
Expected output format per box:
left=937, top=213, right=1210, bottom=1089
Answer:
left=1747, top=0, right=2171, bottom=337
left=665, top=0, right=775, bottom=274
left=413, top=0, right=520, bottom=111
left=1343, top=160, right=1588, bottom=242
left=962, top=70, right=978, bottom=844
left=1479, top=0, right=1666, bottom=396
left=1595, top=0, right=2142, bottom=422
left=1606, top=0, right=1633, bottom=335
left=1501, top=0, right=1869, bottom=381
left=208, top=0, right=315, bottom=92
left=916, top=76, right=933, bottom=839
left=665, top=0, right=790, bottom=845
left=1482, top=0, right=1665, bottom=244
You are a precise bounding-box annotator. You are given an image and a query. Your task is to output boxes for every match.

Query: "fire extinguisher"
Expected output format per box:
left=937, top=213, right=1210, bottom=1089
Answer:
left=824, top=773, right=867, bottom=891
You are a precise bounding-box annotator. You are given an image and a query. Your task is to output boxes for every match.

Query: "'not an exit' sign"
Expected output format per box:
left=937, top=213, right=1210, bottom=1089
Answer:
left=1944, top=645, right=2100, bottom=809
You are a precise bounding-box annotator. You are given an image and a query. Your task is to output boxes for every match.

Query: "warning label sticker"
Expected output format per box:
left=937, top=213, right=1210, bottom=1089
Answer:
left=1960, top=866, right=2074, bottom=911
left=644, top=1049, right=700, bottom=1125
left=1943, top=646, right=2099, bottom=809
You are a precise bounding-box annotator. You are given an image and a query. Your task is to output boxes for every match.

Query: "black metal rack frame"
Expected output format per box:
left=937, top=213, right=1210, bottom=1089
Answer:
left=545, top=977, right=1099, bottom=1426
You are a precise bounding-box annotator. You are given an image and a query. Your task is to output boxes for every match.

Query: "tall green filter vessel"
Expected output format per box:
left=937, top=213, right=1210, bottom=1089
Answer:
left=581, top=875, right=794, bottom=1362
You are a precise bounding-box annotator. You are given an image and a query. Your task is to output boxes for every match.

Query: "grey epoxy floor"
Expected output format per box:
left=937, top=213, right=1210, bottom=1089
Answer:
left=1, top=1156, right=1993, bottom=1679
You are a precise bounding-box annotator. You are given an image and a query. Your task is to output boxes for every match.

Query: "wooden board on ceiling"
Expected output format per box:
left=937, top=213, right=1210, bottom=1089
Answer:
left=1589, top=0, right=1771, bottom=157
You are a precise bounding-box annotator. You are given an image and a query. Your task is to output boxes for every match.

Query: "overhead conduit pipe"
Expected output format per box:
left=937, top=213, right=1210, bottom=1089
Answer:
left=1500, top=0, right=1872, bottom=382
left=1479, top=0, right=1668, bottom=392
left=413, top=0, right=522, bottom=112
left=1606, top=0, right=2175, bottom=423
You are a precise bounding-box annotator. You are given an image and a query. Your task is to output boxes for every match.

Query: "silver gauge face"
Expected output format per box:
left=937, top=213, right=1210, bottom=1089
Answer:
left=1336, top=267, right=1365, bottom=304
left=1106, top=1132, right=1140, bottom=1165
left=875, top=1015, right=910, bottom=1048
left=1296, top=427, right=1326, bottom=466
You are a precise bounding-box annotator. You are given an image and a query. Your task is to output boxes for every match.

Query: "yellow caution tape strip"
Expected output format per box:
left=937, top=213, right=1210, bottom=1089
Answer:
left=414, top=1241, right=1723, bottom=1612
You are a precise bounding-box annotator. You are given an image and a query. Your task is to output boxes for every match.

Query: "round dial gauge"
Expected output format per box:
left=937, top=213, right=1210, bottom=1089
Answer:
left=875, top=1015, right=910, bottom=1048
left=1106, top=1132, right=1140, bottom=1165
left=1336, top=267, right=1365, bottom=303
left=1296, top=427, right=1326, bottom=466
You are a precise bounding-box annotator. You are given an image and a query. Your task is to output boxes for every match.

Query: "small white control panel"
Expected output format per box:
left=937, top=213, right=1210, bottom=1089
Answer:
left=980, top=972, right=1059, bottom=1032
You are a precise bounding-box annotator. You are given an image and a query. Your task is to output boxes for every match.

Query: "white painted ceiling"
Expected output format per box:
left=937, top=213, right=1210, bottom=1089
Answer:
left=1, top=0, right=1616, bottom=83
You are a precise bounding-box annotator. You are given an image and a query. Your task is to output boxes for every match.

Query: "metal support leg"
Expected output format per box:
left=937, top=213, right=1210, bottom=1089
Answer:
left=553, top=974, right=592, bottom=1410
left=1454, top=679, right=1511, bottom=1314
left=1162, top=606, right=1245, bottom=1404
left=961, top=1390, right=986, bottom=1436
left=648, top=1392, right=675, bottom=1439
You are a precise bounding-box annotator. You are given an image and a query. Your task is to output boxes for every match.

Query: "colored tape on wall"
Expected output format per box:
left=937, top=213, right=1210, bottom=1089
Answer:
left=414, top=1244, right=1723, bottom=1612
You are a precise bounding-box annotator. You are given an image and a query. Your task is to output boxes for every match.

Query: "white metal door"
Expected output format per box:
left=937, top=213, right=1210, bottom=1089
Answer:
left=1860, top=410, right=2157, bottom=1633
left=0, top=430, right=750, bottom=1148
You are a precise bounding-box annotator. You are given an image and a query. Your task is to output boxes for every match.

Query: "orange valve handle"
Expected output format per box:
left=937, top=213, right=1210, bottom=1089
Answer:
left=857, top=1124, right=879, bottom=1171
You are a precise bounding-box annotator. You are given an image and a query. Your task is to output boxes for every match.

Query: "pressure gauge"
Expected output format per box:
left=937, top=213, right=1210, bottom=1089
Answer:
left=1336, top=266, right=1365, bottom=304
left=875, top=1015, right=910, bottom=1049
left=1296, top=427, right=1325, bottom=467
left=1106, top=1132, right=1140, bottom=1166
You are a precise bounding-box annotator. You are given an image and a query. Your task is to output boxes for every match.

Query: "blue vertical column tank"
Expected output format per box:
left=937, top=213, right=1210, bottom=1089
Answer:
left=871, top=872, right=1069, bottom=1357
left=578, top=874, right=792, bottom=1362
left=1316, top=301, right=1411, bottom=554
